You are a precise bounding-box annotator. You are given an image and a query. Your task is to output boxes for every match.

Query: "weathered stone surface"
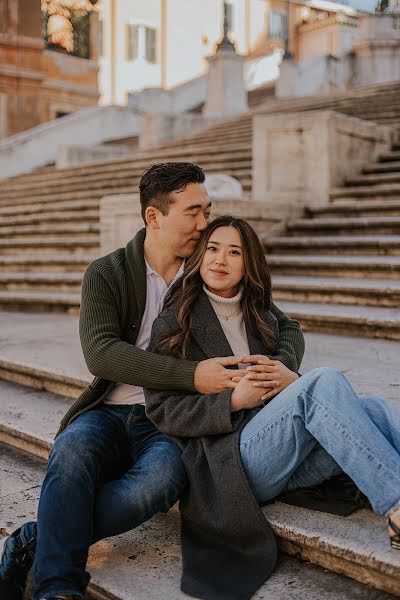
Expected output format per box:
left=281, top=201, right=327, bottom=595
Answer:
left=0, top=444, right=397, bottom=600
left=204, top=173, right=243, bottom=200
left=252, top=111, right=391, bottom=207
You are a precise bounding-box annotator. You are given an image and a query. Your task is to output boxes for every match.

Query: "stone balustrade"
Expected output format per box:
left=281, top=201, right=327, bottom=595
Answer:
left=0, top=105, right=140, bottom=180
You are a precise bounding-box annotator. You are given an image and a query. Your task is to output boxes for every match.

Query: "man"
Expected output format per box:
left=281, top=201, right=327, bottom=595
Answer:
left=0, top=162, right=304, bottom=600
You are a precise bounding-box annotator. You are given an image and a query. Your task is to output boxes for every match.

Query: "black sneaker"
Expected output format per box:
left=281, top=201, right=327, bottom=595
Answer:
left=0, top=523, right=36, bottom=600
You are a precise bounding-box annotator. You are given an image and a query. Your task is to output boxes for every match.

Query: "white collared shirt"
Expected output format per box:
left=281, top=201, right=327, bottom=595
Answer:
left=105, top=258, right=184, bottom=405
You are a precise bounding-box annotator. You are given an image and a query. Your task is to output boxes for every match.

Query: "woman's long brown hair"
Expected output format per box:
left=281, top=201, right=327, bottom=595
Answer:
left=155, top=215, right=278, bottom=358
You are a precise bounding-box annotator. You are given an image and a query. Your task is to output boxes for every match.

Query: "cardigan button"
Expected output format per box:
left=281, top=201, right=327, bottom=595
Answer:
left=131, top=324, right=136, bottom=330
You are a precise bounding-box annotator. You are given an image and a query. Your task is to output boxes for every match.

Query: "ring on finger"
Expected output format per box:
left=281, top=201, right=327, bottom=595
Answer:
left=271, top=379, right=279, bottom=388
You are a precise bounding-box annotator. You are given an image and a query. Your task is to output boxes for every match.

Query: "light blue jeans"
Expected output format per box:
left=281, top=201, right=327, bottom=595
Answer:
left=240, top=367, right=400, bottom=516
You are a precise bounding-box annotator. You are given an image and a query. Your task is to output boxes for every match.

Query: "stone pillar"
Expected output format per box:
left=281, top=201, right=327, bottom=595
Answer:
left=252, top=110, right=391, bottom=210
left=203, top=6, right=248, bottom=119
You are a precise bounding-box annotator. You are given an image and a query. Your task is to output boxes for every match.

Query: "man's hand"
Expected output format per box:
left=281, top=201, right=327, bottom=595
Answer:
left=194, top=357, right=248, bottom=395
left=233, top=355, right=299, bottom=401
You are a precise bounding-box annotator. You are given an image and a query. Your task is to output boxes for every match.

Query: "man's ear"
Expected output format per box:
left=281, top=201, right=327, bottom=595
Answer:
left=145, top=206, right=160, bottom=229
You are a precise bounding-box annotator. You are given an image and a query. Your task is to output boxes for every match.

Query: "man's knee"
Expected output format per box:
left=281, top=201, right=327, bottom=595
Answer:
left=145, top=441, right=187, bottom=508
left=48, top=428, right=101, bottom=479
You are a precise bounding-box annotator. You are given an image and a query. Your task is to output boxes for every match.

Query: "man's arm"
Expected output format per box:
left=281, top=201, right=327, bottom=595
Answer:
left=270, top=302, right=305, bottom=372
left=79, top=261, right=198, bottom=392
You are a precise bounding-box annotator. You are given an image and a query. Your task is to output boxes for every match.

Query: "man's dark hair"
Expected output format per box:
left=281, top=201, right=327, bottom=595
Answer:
left=139, top=162, right=205, bottom=224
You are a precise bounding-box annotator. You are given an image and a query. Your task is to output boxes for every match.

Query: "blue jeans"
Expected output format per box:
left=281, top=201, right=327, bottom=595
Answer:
left=240, top=367, right=400, bottom=517
left=28, top=404, right=187, bottom=599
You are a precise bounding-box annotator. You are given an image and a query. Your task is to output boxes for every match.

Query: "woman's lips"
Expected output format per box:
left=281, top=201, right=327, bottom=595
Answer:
left=210, top=269, right=228, bottom=276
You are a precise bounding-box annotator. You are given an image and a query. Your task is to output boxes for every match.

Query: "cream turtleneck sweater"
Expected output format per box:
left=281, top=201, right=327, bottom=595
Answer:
left=203, top=285, right=250, bottom=359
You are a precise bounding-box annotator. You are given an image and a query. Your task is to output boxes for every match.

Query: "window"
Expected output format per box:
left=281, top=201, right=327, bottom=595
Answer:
left=126, top=23, right=140, bottom=61
left=0, top=0, right=8, bottom=34
left=268, top=10, right=287, bottom=41
left=98, top=19, right=103, bottom=58
left=126, top=24, right=157, bottom=63
left=225, top=2, right=234, bottom=32
left=145, top=26, right=157, bottom=63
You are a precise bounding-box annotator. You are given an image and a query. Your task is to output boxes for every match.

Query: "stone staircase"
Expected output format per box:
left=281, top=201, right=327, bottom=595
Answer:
left=0, top=310, right=399, bottom=599
left=265, top=138, right=400, bottom=340
left=0, top=118, right=399, bottom=336
left=1, top=81, right=400, bottom=600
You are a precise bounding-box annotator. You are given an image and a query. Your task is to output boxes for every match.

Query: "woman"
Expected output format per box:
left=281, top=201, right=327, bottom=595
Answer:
left=144, top=216, right=400, bottom=600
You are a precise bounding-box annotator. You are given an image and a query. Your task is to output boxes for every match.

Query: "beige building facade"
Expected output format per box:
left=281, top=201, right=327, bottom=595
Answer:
left=97, top=0, right=359, bottom=105
left=0, top=0, right=99, bottom=138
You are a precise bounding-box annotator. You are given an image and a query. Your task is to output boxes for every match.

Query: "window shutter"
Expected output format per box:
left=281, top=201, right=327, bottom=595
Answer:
left=145, top=27, right=157, bottom=63
left=126, top=24, right=139, bottom=61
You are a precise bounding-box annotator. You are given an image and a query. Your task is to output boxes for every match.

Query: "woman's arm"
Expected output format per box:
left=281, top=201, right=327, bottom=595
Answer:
left=144, top=314, right=241, bottom=437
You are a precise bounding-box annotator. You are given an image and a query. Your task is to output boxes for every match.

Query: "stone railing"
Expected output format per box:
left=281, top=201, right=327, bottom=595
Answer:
left=0, top=105, right=140, bottom=180
left=128, top=75, right=207, bottom=115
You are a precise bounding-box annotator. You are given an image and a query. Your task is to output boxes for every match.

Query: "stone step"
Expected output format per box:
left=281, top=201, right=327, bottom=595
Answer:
left=346, top=172, right=400, bottom=187
left=0, top=223, right=99, bottom=240
left=1, top=143, right=252, bottom=187
left=0, top=357, right=87, bottom=399
left=330, top=183, right=400, bottom=201
left=308, top=199, right=400, bottom=218
left=268, top=254, right=400, bottom=279
left=0, top=153, right=252, bottom=196
left=0, top=378, right=399, bottom=598
left=287, top=216, right=400, bottom=236
left=363, top=160, right=400, bottom=174
left=0, top=209, right=99, bottom=227
left=0, top=177, right=138, bottom=204
left=0, top=162, right=252, bottom=201
left=0, top=186, right=135, bottom=210
left=379, top=151, right=400, bottom=163
left=278, top=301, right=400, bottom=340
left=0, top=175, right=253, bottom=210
left=0, top=272, right=83, bottom=292
left=0, top=236, right=99, bottom=255
left=0, top=254, right=92, bottom=273
left=264, top=235, right=400, bottom=256
left=0, top=197, right=100, bottom=217
left=0, top=290, right=80, bottom=313
left=272, top=276, right=400, bottom=308
left=1, top=446, right=396, bottom=600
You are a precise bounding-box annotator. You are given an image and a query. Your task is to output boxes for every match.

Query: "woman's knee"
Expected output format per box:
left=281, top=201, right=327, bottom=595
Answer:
left=303, top=367, right=348, bottom=393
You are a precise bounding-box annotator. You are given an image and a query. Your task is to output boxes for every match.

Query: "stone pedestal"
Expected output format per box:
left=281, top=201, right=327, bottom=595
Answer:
left=252, top=110, right=391, bottom=210
left=352, top=14, right=400, bottom=86
left=100, top=195, right=144, bottom=256
left=100, top=194, right=285, bottom=256
left=138, top=113, right=215, bottom=150
left=204, top=49, right=248, bottom=119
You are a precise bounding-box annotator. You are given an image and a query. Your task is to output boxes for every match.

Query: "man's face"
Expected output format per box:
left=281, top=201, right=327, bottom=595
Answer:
left=157, top=183, right=212, bottom=258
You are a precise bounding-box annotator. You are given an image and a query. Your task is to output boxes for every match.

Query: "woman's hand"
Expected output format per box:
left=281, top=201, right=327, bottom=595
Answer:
left=234, top=355, right=299, bottom=402
left=230, top=375, right=265, bottom=412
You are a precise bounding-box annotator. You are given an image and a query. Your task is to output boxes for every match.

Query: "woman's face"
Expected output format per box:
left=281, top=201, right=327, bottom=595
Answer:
left=200, top=226, right=244, bottom=298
